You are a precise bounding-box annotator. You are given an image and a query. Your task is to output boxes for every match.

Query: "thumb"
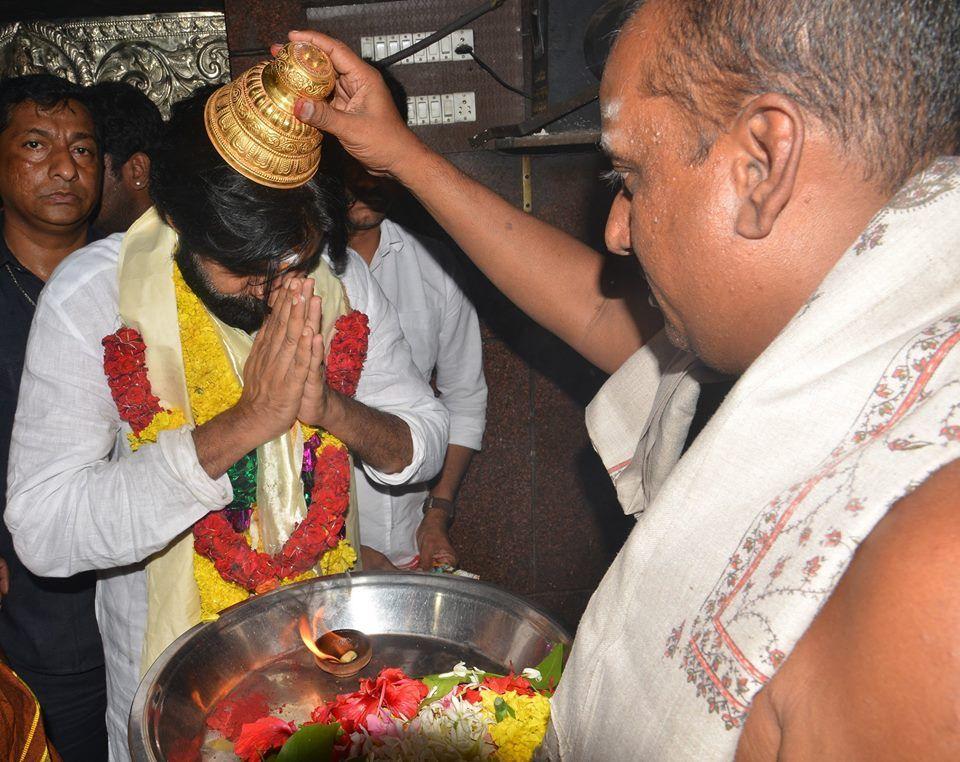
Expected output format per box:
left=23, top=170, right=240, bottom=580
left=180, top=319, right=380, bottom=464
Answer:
left=295, top=97, right=342, bottom=134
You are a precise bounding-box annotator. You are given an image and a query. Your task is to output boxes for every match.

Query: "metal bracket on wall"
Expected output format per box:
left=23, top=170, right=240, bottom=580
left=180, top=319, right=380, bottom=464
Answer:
left=470, top=83, right=599, bottom=147
left=521, top=155, right=532, bottom=213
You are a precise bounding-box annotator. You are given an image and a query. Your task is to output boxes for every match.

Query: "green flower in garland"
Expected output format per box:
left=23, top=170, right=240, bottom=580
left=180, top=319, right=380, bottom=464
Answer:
left=224, top=450, right=258, bottom=531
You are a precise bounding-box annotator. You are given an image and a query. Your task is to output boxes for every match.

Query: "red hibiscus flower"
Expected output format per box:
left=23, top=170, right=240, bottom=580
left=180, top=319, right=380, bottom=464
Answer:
left=321, top=668, right=428, bottom=734
left=325, top=689, right=381, bottom=735
left=378, top=668, right=429, bottom=718
left=233, top=716, right=296, bottom=762
left=480, top=673, right=535, bottom=696
left=310, top=703, right=333, bottom=725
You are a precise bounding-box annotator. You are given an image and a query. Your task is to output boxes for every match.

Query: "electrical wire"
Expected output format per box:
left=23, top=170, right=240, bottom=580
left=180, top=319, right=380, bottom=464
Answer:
left=455, top=44, right=532, bottom=100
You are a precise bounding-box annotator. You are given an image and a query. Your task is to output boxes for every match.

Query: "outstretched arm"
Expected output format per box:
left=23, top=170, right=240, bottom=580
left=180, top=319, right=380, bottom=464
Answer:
left=285, top=31, right=660, bottom=374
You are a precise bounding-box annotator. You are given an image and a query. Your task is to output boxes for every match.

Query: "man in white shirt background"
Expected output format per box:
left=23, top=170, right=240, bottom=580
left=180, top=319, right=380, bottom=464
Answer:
left=329, top=143, right=487, bottom=571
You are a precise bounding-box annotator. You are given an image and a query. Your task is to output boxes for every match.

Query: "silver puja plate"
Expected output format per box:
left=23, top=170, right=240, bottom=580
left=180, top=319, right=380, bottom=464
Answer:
left=129, top=572, right=571, bottom=761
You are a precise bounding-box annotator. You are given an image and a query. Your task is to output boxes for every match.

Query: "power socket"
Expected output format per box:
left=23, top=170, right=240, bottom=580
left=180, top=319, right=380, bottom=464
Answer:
left=407, top=92, right=477, bottom=126
left=453, top=92, right=476, bottom=123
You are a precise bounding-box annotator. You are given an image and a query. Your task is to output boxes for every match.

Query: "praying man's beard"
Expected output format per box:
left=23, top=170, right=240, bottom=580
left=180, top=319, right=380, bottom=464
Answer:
left=175, top=248, right=267, bottom=333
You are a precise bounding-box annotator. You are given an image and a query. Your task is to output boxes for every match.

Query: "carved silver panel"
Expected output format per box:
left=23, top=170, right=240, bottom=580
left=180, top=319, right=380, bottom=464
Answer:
left=0, top=13, right=229, bottom=117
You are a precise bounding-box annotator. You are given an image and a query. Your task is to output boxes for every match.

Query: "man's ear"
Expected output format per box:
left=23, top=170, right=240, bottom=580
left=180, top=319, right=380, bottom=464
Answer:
left=730, top=93, right=804, bottom=240
left=121, top=152, right=151, bottom=192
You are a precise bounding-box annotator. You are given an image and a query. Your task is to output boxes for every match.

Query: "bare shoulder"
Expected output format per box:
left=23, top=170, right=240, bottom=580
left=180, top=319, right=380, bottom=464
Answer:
left=738, top=458, right=960, bottom=761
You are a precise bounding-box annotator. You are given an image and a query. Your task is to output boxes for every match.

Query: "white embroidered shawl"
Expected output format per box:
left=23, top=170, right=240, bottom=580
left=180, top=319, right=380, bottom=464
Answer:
left=545, top=157, right=960, bottom=759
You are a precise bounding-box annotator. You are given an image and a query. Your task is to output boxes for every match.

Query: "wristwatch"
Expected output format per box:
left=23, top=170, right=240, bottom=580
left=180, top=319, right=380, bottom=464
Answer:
left=422, top=495, right=455, bottom=526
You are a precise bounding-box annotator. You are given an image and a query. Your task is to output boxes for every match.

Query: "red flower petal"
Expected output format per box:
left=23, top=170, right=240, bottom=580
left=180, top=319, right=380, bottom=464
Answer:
left=481, top=673, right=536, bottom=696
left=233, top=716, right=296, bottom=762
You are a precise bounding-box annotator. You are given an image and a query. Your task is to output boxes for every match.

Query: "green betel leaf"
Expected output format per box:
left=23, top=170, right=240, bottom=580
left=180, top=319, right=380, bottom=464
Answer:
left=420, top=674, right=470, bottom=706
left=419, top=665, right=494, bottom=708
left=529, top=643, right=564, bottom=692
left=274, top=722, right=340, bottom=762
left=494, top=696, right=516, bottom=723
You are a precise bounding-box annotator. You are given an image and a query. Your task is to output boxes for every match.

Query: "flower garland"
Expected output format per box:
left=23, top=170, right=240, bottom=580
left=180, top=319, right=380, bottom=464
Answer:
left=102, top=267, right=369, bottom=618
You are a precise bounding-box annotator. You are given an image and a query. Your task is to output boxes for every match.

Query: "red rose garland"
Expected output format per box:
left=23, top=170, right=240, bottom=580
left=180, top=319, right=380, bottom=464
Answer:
left=103, top=311, right=370, bottom=594
left=192, top=444, right=350, bottom=593
left=103, top=327, right=164, bottom=434
left=325, top=310, right=369, bottom=396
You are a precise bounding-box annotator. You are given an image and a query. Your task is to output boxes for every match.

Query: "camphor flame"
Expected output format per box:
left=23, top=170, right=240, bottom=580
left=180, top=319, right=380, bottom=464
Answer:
left=298, top=608, right=338, bottom=662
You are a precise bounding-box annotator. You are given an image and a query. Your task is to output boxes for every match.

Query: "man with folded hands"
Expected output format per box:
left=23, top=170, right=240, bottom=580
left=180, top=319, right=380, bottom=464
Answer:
left=6, top=86, right=448, bottom=759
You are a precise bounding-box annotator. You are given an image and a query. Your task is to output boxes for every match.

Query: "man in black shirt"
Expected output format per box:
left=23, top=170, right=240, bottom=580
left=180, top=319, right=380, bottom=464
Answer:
left=0, top=74, right=107, bottom=761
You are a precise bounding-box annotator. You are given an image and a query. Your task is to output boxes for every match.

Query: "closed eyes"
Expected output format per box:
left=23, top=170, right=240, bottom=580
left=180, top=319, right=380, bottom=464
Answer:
left=601, top=168, right=627, bottom=188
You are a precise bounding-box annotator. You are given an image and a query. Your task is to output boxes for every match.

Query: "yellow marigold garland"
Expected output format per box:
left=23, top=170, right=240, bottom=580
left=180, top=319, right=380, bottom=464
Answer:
left=128, top=408, right=187, bottom=451
left=116, top=267, right=357, bottom=621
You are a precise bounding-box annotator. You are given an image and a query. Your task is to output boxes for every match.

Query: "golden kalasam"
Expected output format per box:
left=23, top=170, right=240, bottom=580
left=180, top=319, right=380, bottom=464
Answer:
left=204, top=42, right=336, bottom=189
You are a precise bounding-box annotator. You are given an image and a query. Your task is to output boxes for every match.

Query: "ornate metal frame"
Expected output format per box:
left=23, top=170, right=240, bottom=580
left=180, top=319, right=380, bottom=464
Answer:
left=0, top=12, right=229, bottom=116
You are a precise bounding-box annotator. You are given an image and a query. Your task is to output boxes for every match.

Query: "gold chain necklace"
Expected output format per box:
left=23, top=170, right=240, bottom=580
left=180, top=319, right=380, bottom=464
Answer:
left=4, top=261, right=37, bottom=308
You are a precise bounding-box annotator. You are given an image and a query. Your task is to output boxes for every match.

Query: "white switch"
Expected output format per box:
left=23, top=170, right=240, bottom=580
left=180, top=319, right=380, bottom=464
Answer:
left=399, top=33, right=413, bottom=64
left=374, top=36, right=387, bottom=61
left=441, top=93, right=455, bottom=123
left=439, top=35, right=453, bottom=61
left=416, top=97, right=429, bottom=125
left=406, top=97, right=416, bottom=125
left=360, top=37, right=374, bottom=61
left=413, top=32, right=429, bottom=64
left=428, top=96, right=442, bottom=124
left=387, top=35, right=400, bottom=58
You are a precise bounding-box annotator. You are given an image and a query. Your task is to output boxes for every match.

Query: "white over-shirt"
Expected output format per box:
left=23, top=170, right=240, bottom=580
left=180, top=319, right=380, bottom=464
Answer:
left=353, top=220, right=487, bottom=566
left=4, top=233, right=449, bottom=761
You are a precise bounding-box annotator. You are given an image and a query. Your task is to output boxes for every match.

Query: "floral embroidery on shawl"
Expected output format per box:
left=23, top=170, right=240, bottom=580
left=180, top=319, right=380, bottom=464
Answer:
left=677, top=313, right=960, bottom=731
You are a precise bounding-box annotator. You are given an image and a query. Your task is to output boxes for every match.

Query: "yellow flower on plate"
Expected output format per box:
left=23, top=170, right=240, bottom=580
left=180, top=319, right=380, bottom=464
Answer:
left=480, top=690, right=552, bottom=762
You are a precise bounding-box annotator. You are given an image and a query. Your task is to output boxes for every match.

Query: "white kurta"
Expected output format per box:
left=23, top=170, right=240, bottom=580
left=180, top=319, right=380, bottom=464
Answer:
left=353, top=220, right=487, bottom=566
left=4, top=234, right=449, bottom=761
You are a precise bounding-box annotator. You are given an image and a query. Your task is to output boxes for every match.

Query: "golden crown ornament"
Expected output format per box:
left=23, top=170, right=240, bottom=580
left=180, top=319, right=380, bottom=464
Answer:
left=204, top=42, right=336, bottom=189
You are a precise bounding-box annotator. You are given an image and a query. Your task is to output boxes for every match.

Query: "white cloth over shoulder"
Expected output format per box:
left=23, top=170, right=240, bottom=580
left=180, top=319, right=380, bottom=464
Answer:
left=4, top=238, right=447, bottom=761
left=353, top=219, right=487, bottom=566
left=544, top=157, right=960, bottom=760
left=585, top=329, right=716, bottom=516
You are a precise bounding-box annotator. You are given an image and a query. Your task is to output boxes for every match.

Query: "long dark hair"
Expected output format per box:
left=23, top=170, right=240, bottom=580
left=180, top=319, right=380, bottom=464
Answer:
left=150, top=86, right=348, bottom=288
